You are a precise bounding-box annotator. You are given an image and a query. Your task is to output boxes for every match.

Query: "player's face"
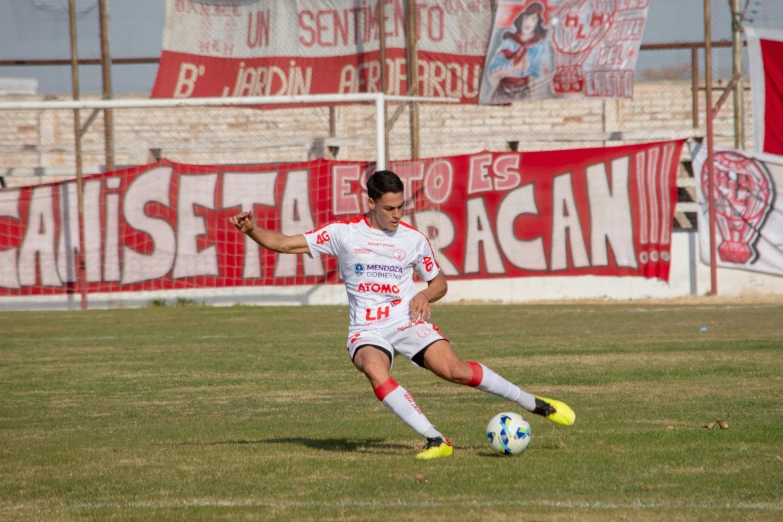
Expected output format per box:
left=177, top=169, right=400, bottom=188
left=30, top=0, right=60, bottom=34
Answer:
left=368, top=191, right=405, bottom=231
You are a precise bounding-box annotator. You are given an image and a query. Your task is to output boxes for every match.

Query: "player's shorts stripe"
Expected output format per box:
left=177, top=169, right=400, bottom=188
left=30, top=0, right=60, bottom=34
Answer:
left=373, top=377, right=399, bottom=401
left=466, top=361, right=484, bottom=387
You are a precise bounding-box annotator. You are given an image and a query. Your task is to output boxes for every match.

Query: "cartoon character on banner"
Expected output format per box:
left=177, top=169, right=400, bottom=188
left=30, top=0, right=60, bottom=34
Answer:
left=486, top=1, right=554, bottom=103
left=701, top=151, right=775, bottom=264
left=551, top=0, right=617, bottom=95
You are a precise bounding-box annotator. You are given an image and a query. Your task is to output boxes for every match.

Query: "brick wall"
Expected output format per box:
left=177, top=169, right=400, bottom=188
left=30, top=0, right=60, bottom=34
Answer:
left=0, top=80, right=753, bottom=188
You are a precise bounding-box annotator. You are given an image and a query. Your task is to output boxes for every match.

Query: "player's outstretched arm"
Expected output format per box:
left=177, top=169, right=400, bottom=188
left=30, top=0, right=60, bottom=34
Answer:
left=228, top=210, right=311, bottom=255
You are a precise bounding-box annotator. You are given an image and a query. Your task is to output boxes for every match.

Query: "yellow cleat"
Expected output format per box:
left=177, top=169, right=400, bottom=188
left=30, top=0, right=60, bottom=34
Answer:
left=534, top=396, right=576, bottom=426
left=415, top=436, right=454, bottom=460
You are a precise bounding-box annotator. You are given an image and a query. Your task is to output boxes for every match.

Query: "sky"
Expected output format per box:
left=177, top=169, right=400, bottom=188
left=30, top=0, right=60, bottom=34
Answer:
left=1, top=0, right=782, bottom=95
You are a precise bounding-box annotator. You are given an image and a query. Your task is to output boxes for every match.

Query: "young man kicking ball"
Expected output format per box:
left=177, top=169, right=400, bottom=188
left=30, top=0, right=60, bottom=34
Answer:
left=229, top=170, right=575, bottom=459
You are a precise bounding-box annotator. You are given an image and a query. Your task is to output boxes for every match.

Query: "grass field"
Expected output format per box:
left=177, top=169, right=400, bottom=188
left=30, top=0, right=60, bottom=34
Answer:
left=2, top=300, right=782, bottom=521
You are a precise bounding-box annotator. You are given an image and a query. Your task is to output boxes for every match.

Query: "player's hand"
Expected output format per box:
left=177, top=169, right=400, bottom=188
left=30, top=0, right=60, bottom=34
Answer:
left=229, top=209, right=256, bottom=235
left=409, top=292, right=431, bottom=322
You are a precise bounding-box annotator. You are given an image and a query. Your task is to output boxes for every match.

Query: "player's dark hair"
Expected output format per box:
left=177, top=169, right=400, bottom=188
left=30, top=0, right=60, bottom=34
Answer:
left=367, top=170, right=404, bottom=200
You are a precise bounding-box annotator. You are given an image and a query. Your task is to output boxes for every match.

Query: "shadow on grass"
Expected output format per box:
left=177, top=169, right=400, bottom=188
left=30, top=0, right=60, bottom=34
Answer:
left=174, top=437, right=412, bottom=454
left=172, top=438, right=560, bottom=457
left=267, top=437, right=412, bottom=453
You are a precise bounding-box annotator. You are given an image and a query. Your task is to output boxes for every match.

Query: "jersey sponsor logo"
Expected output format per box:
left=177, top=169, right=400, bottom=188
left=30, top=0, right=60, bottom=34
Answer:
left=365, top=305, right=390, bottom=322
left=423, top=256, right=434, bottom=272
left=354, top=247, right=372, bottom=255
left=368, top=241, right=394, bottom=247
left=357, top=282, right=400, bottom=294
left=390, top=298, right=402, bottom=307
left=316, top=231, right=330, bottom=245
left=366, top=264, right=402, bottom=272
left=354, top=263, right=365, bottom=277
left=364, top=263, right=403, bottom=280
left=393, top=248, right=406, bottom=261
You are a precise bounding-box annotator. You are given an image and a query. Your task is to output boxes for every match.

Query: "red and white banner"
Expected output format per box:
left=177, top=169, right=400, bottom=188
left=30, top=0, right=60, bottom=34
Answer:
left=746, top=28, right=783, bottom=156
left=0, top=141, right=682, bottom=296
left=151, top=0, right=491, bottom=103
left=480, top=0, right=649, bottom=104
left=690, top=143, right=783, bottom=276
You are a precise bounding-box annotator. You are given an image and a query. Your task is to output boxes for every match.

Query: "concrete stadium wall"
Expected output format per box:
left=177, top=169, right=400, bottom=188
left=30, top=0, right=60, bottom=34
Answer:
left=0, top=80, right=755, bottom=188
left=2, top=231, right=782, bottom=311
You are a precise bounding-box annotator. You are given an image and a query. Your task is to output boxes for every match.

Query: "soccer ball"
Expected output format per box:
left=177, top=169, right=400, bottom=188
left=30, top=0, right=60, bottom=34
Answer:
left=486, top=412, right=531, bottom=455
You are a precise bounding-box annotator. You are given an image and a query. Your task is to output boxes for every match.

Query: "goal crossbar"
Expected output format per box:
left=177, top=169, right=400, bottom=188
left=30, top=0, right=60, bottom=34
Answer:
left=0, top=93, right=459, bottom=171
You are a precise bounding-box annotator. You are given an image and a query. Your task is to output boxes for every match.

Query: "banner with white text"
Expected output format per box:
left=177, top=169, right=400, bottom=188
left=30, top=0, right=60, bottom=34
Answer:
left=0, top=141, right=683, bottom=296
left=479, top=0, right=649, bottom=104
left=151, top=0, right=491, bottom=103
left=691, top=143, right=783, bottom=276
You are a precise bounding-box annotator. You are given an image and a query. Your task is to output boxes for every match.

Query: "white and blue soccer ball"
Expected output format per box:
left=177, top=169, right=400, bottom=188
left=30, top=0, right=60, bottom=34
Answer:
left=486, top=412, right=531, bottom=455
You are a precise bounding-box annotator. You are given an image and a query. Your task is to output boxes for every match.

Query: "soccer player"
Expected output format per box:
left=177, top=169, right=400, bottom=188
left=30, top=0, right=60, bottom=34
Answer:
left=228, top=170, right=575, bottom=460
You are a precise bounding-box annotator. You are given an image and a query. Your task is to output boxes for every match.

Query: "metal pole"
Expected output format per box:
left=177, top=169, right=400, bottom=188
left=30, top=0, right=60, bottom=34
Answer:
left=405, top=0, right=420, bottom=159
left=98, top=0, right=115, bottom=170
left=730, top=0, right=744, bottom=149
left=69, top=0, right=88, bottom=310
left=692, top=47, right=699, bottom=129
left=375, top=94, right=386, bottom=170
left=377, top=0, right=389, bottom=164
left=705, top=0, right=718, bottom=295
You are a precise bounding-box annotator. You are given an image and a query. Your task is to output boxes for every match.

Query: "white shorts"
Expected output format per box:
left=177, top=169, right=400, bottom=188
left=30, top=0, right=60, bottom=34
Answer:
left=346, top=320, right=448, bottom=367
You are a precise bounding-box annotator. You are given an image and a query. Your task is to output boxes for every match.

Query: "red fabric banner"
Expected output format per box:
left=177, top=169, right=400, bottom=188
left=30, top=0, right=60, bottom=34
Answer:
left=151, top=0, right=489, bottom=103
left=0, top=141, right=683, bottom=296
left=747, top=28, right=783, bottom=155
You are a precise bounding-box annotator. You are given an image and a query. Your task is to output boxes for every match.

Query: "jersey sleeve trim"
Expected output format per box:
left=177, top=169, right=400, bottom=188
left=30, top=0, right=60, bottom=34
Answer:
left=399, top=221, right=441, bottom=281
left=305, top=215, right=365, bottom=236
left=399, top=222, right=441, bottom=266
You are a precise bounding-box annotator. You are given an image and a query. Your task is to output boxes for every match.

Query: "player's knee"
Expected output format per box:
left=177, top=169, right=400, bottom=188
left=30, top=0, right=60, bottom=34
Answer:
left=358, top=360, right=382, bottom=376
left=354, top=356, right=390, bottom=381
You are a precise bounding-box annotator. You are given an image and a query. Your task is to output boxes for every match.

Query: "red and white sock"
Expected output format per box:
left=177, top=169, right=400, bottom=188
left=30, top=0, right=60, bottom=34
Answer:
left=374, top=377, right=442, bottom=439
left=465, top=361, right=537, bottom=412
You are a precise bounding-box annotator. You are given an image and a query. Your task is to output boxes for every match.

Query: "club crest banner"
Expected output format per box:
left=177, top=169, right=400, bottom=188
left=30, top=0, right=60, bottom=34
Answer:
left=690, top=142, right=783, bottom=276
left=479, top=0, right=649, bottom=104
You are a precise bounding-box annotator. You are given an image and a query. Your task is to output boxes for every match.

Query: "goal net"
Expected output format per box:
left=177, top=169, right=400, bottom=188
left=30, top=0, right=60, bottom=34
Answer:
left=0, top=94, right=447, bottom=310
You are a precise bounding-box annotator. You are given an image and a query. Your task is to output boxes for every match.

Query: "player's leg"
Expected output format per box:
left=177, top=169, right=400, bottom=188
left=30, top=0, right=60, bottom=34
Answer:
left=351, top=344, right=450, bottom=457
left=351, top=344, right=393, bottom=389
left=420, top=340, right=575, bottom=426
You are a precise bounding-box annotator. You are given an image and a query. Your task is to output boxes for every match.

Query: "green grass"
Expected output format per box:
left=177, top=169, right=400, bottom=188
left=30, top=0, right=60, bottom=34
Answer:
left=1, top=301, right=782, bottom=521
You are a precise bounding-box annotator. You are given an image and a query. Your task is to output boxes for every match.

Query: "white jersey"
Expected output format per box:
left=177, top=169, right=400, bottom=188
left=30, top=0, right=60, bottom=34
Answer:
left=304, top=216, right=441, bottom=333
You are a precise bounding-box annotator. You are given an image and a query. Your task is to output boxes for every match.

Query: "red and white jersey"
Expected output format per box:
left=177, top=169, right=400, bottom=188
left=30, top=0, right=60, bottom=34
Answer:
left=304, top=216, right=440, bottom=333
